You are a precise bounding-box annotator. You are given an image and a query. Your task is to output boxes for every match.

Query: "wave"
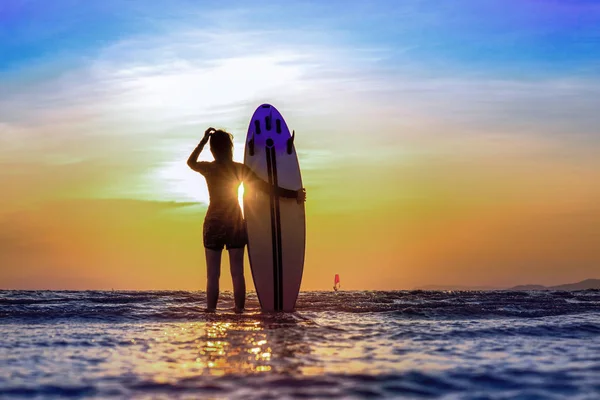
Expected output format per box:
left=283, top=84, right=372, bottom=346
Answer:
left=0, top=370, right=590, bottom=399
left=1, top=290, right=599, bottom=322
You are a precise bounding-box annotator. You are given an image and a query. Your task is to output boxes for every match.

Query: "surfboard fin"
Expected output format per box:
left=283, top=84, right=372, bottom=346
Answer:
left=248, top=133, right=255, bottom=156
left=287, top=131, right=295, bottom=154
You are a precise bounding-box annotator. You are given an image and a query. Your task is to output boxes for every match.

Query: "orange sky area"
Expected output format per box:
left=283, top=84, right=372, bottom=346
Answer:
left=1, top=130, right=598, bottom=290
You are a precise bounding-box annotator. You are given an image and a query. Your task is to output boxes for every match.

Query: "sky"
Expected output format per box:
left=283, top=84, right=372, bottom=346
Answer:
left=1, top=0, right=599, bottom=290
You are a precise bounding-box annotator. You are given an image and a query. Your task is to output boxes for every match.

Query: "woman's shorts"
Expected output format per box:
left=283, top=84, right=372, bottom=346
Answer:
left=203, top=214, right=248, bottom=250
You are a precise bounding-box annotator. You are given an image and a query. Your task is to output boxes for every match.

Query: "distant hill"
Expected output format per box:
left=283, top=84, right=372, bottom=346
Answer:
left=509, top=284, right=548, bottom=291
left=509, top=279, right=600, bottom=291
left=414, top=279, right=599, bottom=291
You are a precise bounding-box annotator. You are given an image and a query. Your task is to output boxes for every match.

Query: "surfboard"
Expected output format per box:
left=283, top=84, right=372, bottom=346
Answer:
left=243, top=104, right=305, bottom=312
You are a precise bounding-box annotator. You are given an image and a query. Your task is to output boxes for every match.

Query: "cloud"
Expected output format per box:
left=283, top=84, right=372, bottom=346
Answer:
left=1, top=2, right=599, bottom=209
left=3, top=2, right=599, bottom=142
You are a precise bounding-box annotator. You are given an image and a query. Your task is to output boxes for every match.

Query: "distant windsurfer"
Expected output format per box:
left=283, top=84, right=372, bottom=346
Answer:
left=187, top=127, right=306, bottom=312
left=333, top=274, right=340, bottom=291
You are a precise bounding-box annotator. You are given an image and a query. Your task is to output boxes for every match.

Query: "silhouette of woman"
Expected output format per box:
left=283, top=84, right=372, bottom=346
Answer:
left=188, top=127, right=306, bottom=312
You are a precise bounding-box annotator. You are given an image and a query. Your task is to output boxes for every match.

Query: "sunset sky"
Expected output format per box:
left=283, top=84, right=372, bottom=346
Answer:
left=1, top=0, right=599, bottom=290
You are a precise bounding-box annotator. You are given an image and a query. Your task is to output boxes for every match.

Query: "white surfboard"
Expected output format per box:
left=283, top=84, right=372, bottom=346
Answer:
left=243, top=104, right=305, bottom=312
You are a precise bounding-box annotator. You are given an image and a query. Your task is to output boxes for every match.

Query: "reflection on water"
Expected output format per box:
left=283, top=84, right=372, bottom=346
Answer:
left=199, top=320, right=270, bottom=375
left=128, top=313, right=315, bottom=384
left=2, top=290, right=598, bottom=398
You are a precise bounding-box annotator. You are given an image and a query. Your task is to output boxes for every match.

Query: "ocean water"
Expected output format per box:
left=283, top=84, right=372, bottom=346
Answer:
left=1, top=290, right=599, bottom=399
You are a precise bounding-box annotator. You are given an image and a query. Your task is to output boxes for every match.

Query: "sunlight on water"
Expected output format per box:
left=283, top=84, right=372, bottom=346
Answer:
left=121, top=320, right=273, bottom=381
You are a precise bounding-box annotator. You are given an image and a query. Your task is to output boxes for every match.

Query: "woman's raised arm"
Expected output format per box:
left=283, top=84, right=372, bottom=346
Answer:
left=187, top=127, right=215, bottom=173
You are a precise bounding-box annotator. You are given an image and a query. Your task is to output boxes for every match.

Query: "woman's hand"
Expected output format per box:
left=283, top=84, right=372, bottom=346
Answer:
left=296, top=188, right=307, bottom=204
left=202, top=127, right=216, bottom=143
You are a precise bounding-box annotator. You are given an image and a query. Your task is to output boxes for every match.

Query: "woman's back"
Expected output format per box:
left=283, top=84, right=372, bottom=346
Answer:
left=197, top=161, right=244, bottom=209
left=193, top=160, right=273, bottom=210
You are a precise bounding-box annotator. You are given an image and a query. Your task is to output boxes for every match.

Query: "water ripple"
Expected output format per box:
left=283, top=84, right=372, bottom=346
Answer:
left=0, top=290, right=599, bottom=398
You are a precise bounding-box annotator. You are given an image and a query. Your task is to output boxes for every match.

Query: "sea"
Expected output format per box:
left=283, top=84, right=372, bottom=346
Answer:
left=1, top=290, right=599, bottom=399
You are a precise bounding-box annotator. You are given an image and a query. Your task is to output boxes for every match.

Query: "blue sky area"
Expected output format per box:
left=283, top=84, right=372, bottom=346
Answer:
left=2, top=0, right=599, bottom=77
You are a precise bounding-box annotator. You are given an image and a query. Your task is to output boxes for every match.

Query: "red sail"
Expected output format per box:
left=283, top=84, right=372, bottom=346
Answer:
left=334, top=274, right=340, bottom=285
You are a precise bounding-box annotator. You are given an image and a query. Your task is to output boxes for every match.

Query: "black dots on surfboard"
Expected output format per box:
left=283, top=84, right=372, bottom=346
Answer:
left=248, top=133, right=255, bottom=156
left=254, top=120, right=261, bottom=134
left=266, top=138, right=274, bottom=147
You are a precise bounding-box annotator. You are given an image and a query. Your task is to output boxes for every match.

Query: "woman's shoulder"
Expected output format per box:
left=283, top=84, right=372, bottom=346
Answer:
left=232, top=161, right=246, bottom=170
left=231, top=162, right=249, bottom=179
left=214, top=160, right=244, bottom=175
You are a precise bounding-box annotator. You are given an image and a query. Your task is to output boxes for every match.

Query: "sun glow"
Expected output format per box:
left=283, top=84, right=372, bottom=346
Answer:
left=238, top=183, right=245, bottom=216
left=152, top=141, right=247, bottom=205
left=154, top=160, right=211, bottom=203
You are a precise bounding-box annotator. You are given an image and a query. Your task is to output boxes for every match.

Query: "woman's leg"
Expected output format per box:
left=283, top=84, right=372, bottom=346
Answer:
left=228, top=247, right=246, bottom=311
left=205, top=248, right=222, bottom=310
